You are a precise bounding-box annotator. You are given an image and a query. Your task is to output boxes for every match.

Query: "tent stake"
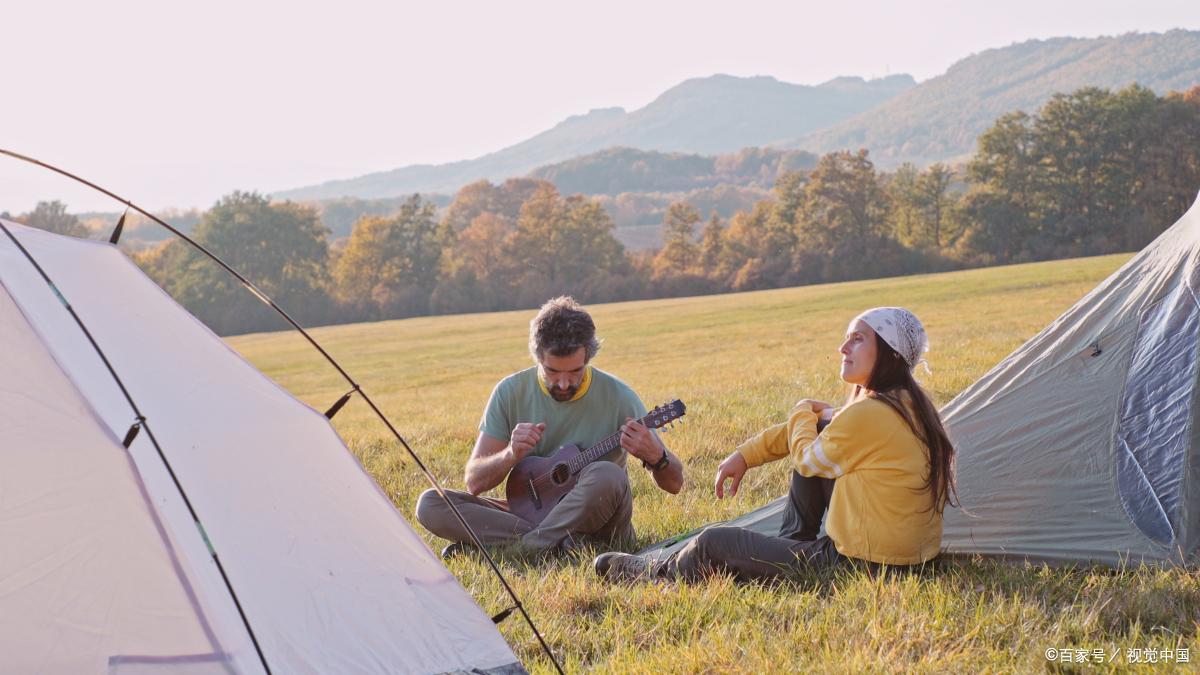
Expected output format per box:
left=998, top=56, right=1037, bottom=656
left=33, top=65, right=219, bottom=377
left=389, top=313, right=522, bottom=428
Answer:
left=324, top=385, right=359, bottom=419
left=109, top=206, right=129, bottom=245
left=122, top=416, right=145, bottom=448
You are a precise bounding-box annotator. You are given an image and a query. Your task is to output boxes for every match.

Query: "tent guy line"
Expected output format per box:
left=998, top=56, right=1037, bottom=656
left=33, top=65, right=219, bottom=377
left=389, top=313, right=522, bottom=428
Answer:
left=0, top=148, right=562, bottom=673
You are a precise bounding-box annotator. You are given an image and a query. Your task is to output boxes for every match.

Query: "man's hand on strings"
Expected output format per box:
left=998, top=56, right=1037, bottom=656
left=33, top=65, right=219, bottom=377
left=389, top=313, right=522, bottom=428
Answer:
left=620, top=418, right=660, bottom=463
left=508, top=422, right=545, bottom=461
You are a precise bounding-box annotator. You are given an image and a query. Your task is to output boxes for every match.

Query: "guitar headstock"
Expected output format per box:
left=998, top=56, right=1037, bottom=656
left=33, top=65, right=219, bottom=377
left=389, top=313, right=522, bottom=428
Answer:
left=644, top=399, right=686, bottom=430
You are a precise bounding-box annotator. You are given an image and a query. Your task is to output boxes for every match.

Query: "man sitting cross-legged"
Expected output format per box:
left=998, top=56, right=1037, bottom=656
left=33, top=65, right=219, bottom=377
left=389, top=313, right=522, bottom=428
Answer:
left=415, top=296, right=684, bottom=557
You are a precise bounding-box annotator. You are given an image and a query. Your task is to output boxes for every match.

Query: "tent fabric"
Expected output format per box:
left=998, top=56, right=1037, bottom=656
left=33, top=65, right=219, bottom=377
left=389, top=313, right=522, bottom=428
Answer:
left=0, top=283, right=243, bottom=673
left=0, top=221, right=522, bottom=673
left=640, top=194, right=1200, bottom=567
left=937, top=194, right=1200, bottom=566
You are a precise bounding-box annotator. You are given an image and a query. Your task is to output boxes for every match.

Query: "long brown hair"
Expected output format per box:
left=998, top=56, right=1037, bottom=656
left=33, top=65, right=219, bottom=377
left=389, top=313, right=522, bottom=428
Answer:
left=851, top=334, right=958, bottom=513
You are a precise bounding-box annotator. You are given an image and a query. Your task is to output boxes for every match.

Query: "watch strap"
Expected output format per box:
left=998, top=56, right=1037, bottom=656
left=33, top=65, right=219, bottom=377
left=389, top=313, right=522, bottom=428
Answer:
left=642, top=447, right=670, bottom=472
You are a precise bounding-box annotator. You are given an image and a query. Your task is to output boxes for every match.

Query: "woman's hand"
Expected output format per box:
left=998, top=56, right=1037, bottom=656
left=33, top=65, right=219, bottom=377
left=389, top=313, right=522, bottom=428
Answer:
left=798, top=399, right=837, bottom=425
left=714, top=451, right=749, bottom=499
left=797, top=398, right=833, bottom=413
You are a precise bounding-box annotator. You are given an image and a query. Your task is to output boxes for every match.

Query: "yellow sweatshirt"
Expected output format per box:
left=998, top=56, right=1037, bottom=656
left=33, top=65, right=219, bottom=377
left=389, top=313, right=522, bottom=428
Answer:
left=736, top=396, right=942, bottom=565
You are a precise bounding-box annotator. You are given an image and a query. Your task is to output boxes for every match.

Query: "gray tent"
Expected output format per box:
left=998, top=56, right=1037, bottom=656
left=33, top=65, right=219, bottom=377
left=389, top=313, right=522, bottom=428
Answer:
left=643, top=193, right=1200, bottom=567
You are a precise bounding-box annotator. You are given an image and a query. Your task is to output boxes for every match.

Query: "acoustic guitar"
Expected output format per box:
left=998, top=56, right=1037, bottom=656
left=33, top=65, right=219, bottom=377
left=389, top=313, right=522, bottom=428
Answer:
left=505, top=399, right=686, bottom=525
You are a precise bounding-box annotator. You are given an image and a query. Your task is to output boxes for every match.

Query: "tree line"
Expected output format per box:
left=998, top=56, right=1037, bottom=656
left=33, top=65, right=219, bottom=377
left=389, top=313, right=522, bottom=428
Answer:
left=7, top=84, right=1198, bottom=336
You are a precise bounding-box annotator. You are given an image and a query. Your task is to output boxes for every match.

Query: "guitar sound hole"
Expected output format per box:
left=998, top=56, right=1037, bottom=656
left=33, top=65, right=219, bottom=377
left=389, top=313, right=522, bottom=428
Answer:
left=551, top=463, right=570, bottom=485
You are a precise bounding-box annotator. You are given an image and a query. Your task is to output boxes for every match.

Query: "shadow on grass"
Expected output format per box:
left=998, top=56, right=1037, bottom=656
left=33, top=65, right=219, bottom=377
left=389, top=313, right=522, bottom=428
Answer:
left=483, top=540, right=1199, bottom=637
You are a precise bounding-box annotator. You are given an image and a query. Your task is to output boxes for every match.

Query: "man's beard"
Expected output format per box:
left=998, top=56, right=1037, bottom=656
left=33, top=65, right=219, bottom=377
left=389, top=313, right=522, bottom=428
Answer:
left=549, top=385, right=578, bottom=401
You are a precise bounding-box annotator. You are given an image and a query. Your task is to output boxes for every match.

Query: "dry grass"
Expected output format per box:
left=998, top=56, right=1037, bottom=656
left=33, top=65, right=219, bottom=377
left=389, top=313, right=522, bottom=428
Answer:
left=229, top=253, right=1199, bottom=673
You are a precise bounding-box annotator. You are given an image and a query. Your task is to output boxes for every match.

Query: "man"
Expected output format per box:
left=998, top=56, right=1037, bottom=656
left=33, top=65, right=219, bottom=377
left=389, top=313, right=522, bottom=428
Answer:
left=415, top=296, right=684, bottom=556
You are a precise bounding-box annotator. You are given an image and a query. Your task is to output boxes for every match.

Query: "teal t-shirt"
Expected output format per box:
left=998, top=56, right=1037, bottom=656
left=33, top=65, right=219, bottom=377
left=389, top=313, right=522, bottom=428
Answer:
left=479, top=366, right=648, bottom=466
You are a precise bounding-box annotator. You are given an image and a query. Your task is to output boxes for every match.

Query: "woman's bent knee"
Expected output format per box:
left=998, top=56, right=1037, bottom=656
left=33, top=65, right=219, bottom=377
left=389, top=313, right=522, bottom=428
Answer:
left=691, top=527, right=741, bottom=561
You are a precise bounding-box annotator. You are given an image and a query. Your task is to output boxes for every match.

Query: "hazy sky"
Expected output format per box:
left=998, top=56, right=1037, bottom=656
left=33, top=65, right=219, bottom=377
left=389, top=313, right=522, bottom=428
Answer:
left=3, top=0, right=1197, bottom=213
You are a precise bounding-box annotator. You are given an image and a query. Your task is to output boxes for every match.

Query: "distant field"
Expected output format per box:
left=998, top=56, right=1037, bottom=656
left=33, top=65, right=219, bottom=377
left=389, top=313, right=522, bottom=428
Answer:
left=229, top=253, right=1200, bottom=673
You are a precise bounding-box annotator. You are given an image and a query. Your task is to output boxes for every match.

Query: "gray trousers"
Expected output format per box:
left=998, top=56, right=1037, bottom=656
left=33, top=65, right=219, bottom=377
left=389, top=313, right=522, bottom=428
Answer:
left=658, top=472, right=846, bottom=582
left=415, top=461, right=634, bottom=551
left=659, top=527, right=845, bottom=582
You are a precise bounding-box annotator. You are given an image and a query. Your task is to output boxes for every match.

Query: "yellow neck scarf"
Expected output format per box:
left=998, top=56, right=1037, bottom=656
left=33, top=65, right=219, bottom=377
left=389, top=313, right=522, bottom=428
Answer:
left=538, top=365, right=593, bottom=402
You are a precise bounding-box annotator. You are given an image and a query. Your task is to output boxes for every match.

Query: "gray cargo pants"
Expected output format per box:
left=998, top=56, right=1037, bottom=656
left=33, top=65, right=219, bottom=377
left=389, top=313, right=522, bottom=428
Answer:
left=415, top=461, right=635, bottom=551
left=657, top=472, right=847, bottom=582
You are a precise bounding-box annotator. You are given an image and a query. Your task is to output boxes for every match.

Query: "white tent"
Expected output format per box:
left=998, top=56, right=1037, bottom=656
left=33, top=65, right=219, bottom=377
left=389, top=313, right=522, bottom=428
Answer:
left=640, top=193, right=1200, bottom=567
left=0, top=220, right=522, bottom=673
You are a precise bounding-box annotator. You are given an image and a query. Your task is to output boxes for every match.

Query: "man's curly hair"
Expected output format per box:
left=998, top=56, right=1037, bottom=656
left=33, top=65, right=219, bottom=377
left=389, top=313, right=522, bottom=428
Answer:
left=529, top=296, right=601, bottom=362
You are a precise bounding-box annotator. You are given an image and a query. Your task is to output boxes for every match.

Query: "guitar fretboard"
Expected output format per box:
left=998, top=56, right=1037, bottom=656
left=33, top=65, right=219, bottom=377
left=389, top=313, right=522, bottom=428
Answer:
left=564, top=407, right=676, bottom=474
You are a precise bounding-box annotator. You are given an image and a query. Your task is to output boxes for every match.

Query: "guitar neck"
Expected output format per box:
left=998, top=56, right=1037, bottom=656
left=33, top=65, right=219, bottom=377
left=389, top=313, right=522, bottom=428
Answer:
left=567, top=413, right=651, bottom=473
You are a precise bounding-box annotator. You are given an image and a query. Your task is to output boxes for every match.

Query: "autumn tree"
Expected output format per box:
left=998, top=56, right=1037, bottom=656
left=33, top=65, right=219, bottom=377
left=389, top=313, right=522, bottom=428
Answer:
left=719, top=200, right=774, bottom=291
left=506, top=184, right=631, bottom=305
left=432, top=212, right=518, bottom=313
left=1034, top=86, right=1157, bottom=250
left=797, top=150, right=886, bottom=248
left=887, top=164, right=923, bottom=246
left=698, top=212, right=725, bottom=277
left=650, top=202, right=717, bottom=295
left=653, top=202, right=700, bottom=273
left=960, top=85, right=1200, bottom=262
left=333, top=194, right=441, bottom=319
left=137, top=192, right=331, bottom=335
left=441, top=178, right=548, bottom=233
left=795, top=150, right=888, bottom=274
left=918, top=164, right=960, bottom=249
left=889, top=163, right=961, bottom=250
left=1129, top=86, right=1200, bottom=247
left=960, top=111, right=1042, bottom=263
left=20, top=200, right=89, bottom=238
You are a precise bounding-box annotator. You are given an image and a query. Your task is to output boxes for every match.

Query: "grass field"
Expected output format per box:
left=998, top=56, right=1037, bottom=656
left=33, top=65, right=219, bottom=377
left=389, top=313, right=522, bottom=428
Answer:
left=229, top=253, right=1200, bottom=673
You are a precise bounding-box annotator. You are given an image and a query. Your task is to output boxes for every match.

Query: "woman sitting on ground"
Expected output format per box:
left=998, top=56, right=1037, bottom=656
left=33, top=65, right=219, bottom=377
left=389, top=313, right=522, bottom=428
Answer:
left=595, top=307, right=956, bottom=583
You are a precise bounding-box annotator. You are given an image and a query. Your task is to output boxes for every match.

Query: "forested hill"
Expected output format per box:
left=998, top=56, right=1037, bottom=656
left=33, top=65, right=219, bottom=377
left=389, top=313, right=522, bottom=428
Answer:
left=787, top=30, right=1200, bottom=167
left=528, top=147, right=819, bottom=196
left=273, top=74, right=912, bottom=201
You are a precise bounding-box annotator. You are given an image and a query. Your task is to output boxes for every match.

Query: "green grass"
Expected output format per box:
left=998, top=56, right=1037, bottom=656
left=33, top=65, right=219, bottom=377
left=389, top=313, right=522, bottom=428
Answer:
left=229, top=253, right=1200, bottom=673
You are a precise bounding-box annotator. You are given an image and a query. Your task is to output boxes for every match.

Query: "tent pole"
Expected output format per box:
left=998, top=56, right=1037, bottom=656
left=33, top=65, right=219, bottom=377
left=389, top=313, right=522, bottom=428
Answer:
left=1, top=148, right=563, bottom=674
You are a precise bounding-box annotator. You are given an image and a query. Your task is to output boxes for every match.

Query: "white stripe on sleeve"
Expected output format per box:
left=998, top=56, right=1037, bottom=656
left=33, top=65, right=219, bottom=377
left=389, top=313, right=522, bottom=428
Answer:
left=809, top=438, right=844, bottom=477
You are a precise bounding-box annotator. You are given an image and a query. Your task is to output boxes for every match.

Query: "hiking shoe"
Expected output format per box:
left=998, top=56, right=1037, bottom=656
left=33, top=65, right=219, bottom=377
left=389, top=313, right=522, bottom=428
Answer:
left=441, top=541, right=477, bottom=560
left=553, top=533, right=605, bottom=562
left=594, top=552, right=653, bottom=583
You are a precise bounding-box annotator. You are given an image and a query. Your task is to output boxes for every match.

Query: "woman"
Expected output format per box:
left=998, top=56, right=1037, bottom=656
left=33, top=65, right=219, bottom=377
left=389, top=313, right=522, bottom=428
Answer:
left=594, top=307, right=956, bottom=583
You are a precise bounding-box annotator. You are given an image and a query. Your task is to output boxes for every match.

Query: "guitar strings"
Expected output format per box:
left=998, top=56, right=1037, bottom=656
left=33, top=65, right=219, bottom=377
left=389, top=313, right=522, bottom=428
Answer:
left=522, top=406, right=679, bottom=487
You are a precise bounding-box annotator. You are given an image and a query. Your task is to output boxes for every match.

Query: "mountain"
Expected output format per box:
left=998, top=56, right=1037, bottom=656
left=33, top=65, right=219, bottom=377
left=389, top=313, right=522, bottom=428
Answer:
left=785, top=30, right=1200, bottom=167
left=276, top=31, right=1200, bottom=202
left=273, top=74, right=914, bottom=201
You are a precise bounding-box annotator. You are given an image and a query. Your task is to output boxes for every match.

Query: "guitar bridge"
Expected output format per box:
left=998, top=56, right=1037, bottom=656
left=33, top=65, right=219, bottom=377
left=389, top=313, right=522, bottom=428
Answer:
left=528, top=479, right=542, bottom=509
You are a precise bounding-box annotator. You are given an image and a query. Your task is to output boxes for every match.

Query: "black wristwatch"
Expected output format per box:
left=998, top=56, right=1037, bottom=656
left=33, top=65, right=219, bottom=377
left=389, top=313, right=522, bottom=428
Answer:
left=642, top=447, right=670, bottom=472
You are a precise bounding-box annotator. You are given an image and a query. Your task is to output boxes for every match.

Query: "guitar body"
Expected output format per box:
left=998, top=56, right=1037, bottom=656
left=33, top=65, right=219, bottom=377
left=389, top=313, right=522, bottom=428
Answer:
left=505, top=443, right=584, bottom=525
left=501, top=399, right=686, bottom=526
